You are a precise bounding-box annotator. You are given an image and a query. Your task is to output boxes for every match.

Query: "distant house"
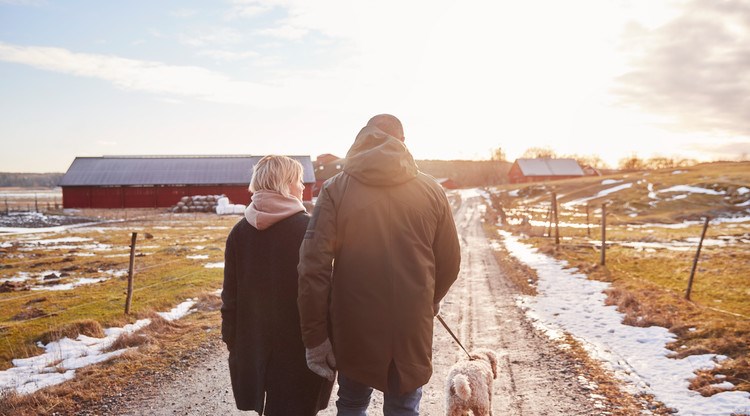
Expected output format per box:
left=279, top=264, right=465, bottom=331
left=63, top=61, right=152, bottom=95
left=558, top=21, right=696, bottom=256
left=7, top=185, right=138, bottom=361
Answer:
left=508, top=158, right=584, bottom=184
left=313, top=154, right=345, bottom=197
left=581, top=165, right=602, bottom=176
left=59, top=155, right=316, bottom=208
left=436, top=178, right=459, bottom=190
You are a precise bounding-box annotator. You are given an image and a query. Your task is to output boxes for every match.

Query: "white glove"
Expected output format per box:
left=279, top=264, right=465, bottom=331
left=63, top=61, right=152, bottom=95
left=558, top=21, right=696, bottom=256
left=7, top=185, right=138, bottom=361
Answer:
left=306, top=338, right=336, bottom=381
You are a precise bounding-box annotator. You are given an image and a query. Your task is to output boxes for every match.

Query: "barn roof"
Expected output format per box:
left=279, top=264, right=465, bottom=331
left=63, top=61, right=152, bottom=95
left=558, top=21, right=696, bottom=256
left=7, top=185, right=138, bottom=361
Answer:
left=59, top=155, right=316, bottom=186
left=514, top=158, right=584, bottom=177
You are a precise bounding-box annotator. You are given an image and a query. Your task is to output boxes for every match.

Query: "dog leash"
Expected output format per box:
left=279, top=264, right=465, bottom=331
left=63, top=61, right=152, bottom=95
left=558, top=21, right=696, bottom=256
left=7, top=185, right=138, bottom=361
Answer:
left=436, top=314, right=474, bottom=360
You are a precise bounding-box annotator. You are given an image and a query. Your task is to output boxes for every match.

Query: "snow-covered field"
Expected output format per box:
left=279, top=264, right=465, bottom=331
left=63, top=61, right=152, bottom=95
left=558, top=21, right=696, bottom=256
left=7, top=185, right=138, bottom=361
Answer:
left=497, top=230, right=750, bottom=415
left=0, top=298, right=200, bottom=395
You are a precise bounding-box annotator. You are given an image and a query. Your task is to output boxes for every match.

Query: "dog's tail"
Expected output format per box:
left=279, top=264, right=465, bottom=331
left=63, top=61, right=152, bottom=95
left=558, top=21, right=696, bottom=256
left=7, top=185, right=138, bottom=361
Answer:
left=451, top=374, right=471, bottom=401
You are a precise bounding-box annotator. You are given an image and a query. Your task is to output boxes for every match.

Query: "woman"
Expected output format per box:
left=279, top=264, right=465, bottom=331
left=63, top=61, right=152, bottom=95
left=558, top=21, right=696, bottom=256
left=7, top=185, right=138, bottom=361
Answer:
left=221, top=155, right=333, bottom=415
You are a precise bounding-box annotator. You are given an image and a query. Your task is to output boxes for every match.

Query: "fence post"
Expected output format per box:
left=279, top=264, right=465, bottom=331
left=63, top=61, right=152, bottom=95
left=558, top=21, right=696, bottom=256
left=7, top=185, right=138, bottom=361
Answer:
left=552, top=192, right=560, bottom=246
left=544, top=206, right=552, bottom=237
left=34, top=194, right=38, bottom=212
left=586, top=204, right=591, bottom=237
left=600, top=204, right=607, bottom=266
left=686, top=217, right=710, bottom=301
left=4, top=197, right=7, bottom=215
left=125, top=232, right=138, bottom=314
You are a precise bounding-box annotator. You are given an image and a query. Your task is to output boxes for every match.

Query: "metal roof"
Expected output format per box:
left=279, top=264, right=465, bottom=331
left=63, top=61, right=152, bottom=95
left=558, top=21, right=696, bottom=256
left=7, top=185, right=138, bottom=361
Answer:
left=59, top=155, right=316, bottom=186
left=515, top=158, right=584, bottom=176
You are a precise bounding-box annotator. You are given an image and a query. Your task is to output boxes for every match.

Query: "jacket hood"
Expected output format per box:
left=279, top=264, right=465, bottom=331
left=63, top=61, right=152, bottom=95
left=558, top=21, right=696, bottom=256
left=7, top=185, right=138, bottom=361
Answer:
left=344, top=125, right=418, bottom=186
left=244, top=190, right=306, bottom=230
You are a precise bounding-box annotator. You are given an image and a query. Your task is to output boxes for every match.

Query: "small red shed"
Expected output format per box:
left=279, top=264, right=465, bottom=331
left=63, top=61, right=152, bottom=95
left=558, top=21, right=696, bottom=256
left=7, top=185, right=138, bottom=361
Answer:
left=59, top=155, right=316, bottom=209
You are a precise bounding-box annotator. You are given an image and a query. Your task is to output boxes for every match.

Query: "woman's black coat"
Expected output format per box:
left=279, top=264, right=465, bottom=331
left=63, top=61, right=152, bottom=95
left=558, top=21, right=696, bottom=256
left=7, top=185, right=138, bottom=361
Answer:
left=221, top=212, right=332, bottom=414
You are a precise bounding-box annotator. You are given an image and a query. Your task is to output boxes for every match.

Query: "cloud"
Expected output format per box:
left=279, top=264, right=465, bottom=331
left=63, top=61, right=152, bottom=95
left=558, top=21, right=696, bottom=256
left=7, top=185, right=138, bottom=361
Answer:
left=257, top=24, right=308, bottom=40
left=170, top=8, right=198, bottom=18
left=0, top=0, right=45, bottom=5
left=225, top=1, right=272, bottom=19
left=615, top=0, right=750, bottom=137
left=0, top=42, right=281, bottom=107
left=688, top=141, right=750, bottom=160
left=178, top=27, right=244, bottom=47
left=196, top=49, right=260, bottom=61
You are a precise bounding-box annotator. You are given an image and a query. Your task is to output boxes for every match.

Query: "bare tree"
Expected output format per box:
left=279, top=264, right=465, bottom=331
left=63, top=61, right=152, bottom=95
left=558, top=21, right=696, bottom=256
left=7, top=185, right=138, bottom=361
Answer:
left=490, top=147, right=507, bottom=162
left=521, top=147, right=557, bottom=159
left=618, top=154, right=646, bottom=170
left=564, top=154, right=608, bottom=169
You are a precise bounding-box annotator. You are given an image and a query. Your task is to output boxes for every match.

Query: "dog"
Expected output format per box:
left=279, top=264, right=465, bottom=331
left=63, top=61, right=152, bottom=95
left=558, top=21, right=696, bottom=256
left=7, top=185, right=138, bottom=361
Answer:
left=445, top=348, right=498, bottom=416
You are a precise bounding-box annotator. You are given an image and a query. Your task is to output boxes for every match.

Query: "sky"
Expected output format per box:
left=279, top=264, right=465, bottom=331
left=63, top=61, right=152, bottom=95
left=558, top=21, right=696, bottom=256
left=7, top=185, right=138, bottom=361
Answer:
left=1, top=0, right=749, bottom=172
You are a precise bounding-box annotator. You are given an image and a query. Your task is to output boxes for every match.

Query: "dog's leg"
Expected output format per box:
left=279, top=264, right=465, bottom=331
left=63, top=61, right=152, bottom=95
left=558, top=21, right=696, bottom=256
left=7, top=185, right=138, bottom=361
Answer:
left=488, top=385, right=494, bottom=416
left=446, top=405, right=468, bottom=416
left=471, top=405, right=489, bottom=416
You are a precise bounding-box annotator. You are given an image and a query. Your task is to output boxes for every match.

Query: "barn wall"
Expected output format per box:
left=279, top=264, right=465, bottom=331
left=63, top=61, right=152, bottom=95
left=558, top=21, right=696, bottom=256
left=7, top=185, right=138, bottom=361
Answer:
left=62, top=183, right=311, bottom=208
left=62, top=187, right=92, bottom=208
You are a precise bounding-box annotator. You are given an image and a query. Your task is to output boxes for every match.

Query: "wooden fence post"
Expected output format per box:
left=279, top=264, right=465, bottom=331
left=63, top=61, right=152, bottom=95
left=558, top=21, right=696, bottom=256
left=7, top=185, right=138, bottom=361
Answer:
left=552, top=192, right=560, bottom=246
left=544, top=206, right=552, bottom=237
left=686, top=217, right=710, bottom=301
left=600, top=204, right=607, bottom=266
left=586, top=204, right=591, bottom=237
left=125, top=232, right=138, bottom=314
left=4, top=197, right=7, bottom=215
left=34, top=194, right=38, bottom=212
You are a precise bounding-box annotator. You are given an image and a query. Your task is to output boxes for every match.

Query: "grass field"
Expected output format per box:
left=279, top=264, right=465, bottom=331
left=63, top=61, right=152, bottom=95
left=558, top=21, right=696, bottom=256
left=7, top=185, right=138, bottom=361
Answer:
left=0, top=210, right=238, bottom=373
left=485, top=161, right=750, bottom=396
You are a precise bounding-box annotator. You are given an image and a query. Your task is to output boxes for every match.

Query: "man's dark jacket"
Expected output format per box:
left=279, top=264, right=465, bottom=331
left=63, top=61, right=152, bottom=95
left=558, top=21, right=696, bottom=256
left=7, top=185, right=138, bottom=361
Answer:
left=222, top=212, right=333, bottom=414
left=298, top=125, right=462, bottom=394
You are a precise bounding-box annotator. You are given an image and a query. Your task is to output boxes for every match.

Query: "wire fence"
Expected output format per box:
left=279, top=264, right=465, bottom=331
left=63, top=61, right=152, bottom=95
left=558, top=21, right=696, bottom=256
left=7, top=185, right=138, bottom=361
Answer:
left=488, top=190, right=749, bottom=319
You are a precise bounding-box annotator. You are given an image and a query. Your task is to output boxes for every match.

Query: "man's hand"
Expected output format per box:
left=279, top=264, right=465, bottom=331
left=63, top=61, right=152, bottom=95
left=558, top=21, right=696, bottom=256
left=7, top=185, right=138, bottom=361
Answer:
left=433, top=301, right=441, bottom=316
left=306, top=338, right=336, bottom=381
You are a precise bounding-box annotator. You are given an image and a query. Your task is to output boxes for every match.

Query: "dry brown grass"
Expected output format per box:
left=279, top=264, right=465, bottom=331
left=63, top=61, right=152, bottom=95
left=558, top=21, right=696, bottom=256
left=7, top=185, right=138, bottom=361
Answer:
left=559, top=333, right=676, bottom=415
left=482, top=223, right=538, bottom=296
left=37, top=319, right=105, bottom=345
left=512, top=238, right=750, bottom=397
left=194, top=292, right=223, bottom=312
left=103, top=332, right=148, bottom=353
left=0, top=301, right=221, bottom=416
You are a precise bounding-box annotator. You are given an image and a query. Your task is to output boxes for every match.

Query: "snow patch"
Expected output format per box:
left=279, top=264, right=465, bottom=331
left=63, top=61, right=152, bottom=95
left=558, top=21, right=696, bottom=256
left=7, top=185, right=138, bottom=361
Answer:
left=499, top=231, right=750, bottom=415
left=0, top=299, right=199, bottom=395
left=658, top=185, right=725, bottom=195
left=564, top=183, right=633, bottom=206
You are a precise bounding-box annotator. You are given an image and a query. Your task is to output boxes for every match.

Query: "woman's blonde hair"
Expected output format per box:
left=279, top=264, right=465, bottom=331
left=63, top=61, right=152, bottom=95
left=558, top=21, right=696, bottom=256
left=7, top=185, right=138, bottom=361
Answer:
left=249, top=155, right=304, bottom=198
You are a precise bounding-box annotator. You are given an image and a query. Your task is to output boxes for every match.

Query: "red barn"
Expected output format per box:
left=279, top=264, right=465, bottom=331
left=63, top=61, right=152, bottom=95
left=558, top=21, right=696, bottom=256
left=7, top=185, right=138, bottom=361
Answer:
left=59, top=155, right=316, bottom=208
left=508, top=158, right=584, bottom=184
left=312, top=154, right=345, bottom=197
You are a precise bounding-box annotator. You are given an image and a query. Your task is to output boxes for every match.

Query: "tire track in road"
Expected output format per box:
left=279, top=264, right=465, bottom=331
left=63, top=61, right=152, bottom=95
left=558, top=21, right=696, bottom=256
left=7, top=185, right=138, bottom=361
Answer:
left=436, top=192, right=598, bottom=416
left=120, top=192, right=599, bottom=416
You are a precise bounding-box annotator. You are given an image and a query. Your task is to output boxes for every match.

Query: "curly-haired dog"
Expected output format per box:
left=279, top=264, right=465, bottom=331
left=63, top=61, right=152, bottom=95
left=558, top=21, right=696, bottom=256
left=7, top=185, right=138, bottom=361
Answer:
left=445, top=348, right=498, bottom=416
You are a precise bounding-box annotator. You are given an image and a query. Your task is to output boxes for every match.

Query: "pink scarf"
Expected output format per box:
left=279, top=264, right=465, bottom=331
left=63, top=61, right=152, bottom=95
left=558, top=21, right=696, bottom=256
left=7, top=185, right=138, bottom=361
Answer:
left=244, top=190, right=306, bottom=230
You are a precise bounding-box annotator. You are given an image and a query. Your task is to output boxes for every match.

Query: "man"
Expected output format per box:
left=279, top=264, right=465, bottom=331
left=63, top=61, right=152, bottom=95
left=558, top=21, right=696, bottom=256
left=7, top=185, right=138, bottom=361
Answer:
left=298, top=114, right=461, bottom=415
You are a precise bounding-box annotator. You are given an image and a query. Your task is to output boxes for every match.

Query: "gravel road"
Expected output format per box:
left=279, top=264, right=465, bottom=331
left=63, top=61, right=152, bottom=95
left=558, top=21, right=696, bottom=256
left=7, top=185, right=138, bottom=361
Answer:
left=118, top=192, right=601, bottom=415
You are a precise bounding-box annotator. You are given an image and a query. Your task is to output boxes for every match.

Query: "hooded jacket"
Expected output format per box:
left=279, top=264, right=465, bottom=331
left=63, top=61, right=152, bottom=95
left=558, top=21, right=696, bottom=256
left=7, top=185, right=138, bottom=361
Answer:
left=298, top=125, right=461, bottom=394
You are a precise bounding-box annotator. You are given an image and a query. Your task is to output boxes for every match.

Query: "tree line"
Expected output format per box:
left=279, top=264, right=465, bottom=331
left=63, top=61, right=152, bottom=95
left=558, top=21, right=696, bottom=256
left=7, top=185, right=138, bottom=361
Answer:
left=0, top=172, right=64, bottom=187
left=491, top=146, right=699, bottom=170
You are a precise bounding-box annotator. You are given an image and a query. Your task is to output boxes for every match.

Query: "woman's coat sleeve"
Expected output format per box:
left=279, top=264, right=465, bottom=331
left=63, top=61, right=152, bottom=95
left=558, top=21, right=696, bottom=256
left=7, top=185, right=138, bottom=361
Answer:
left=221, top=231, right=237, bottom=350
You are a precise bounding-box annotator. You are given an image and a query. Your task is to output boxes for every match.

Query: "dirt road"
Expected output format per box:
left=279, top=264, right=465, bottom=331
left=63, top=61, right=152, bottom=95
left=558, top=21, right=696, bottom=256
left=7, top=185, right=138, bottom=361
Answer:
left=119, top=192, right=600, bottom=415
